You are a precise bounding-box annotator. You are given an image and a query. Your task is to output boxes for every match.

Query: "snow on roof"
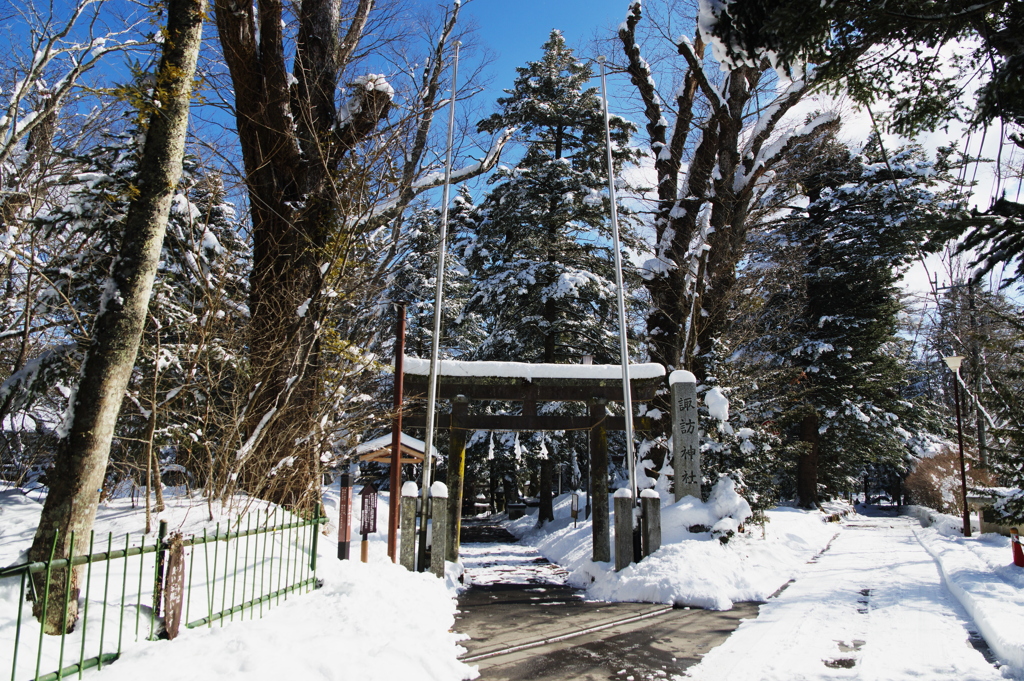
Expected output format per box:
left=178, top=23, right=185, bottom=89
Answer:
left=404, top=357, right=666, bottom=381
left=353, top=432, right=425, bottom=456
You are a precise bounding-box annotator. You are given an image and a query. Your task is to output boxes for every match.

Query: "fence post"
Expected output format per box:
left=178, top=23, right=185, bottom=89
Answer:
left=640, top=490, right=661, bottom=557
left=153, top=520, right=168, bottom=622
left=430, top=483, right=448, bottom=578
left=309, top=515, right=320, bottom=572
left=614, top=489, right=633, bottom=572
left=400, top=483, right=418, bottom=571
left=163, top=533, right=185, bottom=640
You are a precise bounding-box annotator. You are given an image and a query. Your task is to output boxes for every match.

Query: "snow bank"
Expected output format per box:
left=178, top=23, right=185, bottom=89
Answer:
left=910, top=520, right=1024, bottom=674
left=903, top=503, right=980, bottom=536
left=0, top=486, right=474, bottom=681
left=101, top=559, right=472, bottom=681
left=508, top=480, right=836, bottom=611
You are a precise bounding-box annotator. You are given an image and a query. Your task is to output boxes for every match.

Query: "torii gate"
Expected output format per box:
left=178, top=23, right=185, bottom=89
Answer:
left=402, top=358, right=667, bottom=564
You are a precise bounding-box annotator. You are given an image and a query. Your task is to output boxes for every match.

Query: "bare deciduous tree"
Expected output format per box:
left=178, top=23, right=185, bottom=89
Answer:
left=212, top=0, right=511, bottom=509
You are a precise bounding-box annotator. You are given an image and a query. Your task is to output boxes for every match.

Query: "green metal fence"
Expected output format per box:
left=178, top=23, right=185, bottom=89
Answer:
left=0, top=508, right=326, bottom=681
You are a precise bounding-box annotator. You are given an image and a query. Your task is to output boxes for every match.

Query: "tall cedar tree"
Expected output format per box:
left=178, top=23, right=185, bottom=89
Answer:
left=744, top=136, right=953, bottom=506
left=461, top=31, right=641, bottom=522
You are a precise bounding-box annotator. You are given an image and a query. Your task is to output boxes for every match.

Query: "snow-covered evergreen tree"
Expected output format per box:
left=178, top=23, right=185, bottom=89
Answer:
left=725, top=134, right=957, bottom=507
left=387, top=191, right=482, bottom=361
left=0, top=131, right=249, bottom=492
left=463, top=29, right=642, bottom=365
left=456, top=31, right=643, bottom=522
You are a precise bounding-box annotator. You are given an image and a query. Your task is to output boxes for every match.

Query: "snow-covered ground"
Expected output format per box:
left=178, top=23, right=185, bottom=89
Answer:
left=684, top=511, right=1021, bottom=680
left=509, top=493, right=1024, bottom=680
left=508, top=480, right=841, bottom=610
left=0, top=486, right=476, bottom=681
left=3, top=481, right=1022, bottom=681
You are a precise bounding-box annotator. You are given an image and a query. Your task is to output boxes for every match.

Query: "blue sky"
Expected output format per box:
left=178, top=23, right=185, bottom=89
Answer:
left=457, top=0, right=631, bottom=98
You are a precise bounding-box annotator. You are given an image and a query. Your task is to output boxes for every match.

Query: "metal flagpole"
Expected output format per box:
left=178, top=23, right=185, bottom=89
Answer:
left=418, top=39, right=461, bottom=571
left=597, top=56, right=638, bottom=503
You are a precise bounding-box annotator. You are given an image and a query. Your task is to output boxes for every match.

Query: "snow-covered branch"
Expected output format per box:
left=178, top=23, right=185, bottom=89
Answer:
left=735, top=111, right=840, bottom=193
left=0, top=1, right=143, bottom=169
left=676, top=36, right=726, bottom=114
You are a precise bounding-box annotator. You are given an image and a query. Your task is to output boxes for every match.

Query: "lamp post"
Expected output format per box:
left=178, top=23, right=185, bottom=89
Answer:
left=943, top=356, right=972, bottom=538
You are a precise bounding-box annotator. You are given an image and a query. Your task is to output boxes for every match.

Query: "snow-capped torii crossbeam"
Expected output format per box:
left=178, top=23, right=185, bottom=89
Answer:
left=402, top=357, right=666, bottom=566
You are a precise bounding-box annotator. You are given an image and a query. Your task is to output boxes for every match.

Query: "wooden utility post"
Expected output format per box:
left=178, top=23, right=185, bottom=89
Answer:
left=446, top=396, right=469, bottom=562
left=590, top=398, right=610, bottom=563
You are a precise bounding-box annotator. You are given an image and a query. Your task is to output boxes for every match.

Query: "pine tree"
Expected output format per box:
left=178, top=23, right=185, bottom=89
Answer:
left=465, top=30, right=642, bottom=365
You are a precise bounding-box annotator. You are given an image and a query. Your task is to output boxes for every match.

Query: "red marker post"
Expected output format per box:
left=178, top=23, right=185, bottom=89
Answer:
left=337, top=473, right=353, bottom=560
left=1012, top=527, right=1024, bottom=568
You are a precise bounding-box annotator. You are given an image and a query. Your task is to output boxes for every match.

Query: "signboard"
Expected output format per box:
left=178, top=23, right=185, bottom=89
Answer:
left=360, top=482, right=378, bottom=536
left=338, top=473, right=353, bottom=560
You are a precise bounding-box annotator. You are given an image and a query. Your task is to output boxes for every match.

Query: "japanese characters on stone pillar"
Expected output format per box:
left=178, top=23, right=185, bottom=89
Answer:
left=670, top=370, right=700, bottom=501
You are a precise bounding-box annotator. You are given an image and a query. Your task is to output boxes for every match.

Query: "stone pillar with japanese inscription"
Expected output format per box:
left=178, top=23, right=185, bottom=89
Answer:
left=670, top=370, right=700, bottom=501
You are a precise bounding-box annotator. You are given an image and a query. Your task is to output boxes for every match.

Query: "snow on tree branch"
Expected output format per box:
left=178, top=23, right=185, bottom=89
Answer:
left=735, top=111, right=840, bottom=193
left=0, top=1, right=143, bottom=170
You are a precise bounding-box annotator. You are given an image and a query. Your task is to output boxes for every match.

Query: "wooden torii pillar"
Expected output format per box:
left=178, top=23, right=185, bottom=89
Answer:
left=403, top=360, right=665, bottom=565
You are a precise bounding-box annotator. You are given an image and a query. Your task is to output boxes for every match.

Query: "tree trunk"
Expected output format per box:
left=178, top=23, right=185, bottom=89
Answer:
left=797, top=410, right=820, bottom=509
left=212, top=1, right=504, bottom=510
left=27, top=0, right=203, bottom=635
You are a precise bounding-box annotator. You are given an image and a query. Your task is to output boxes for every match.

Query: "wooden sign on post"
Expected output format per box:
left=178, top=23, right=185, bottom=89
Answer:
left=360, top=482, right=378, bottom=562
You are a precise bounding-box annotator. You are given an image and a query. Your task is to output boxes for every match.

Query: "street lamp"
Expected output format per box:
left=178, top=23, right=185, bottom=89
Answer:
left=943, top=356, right=972, bottom=538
